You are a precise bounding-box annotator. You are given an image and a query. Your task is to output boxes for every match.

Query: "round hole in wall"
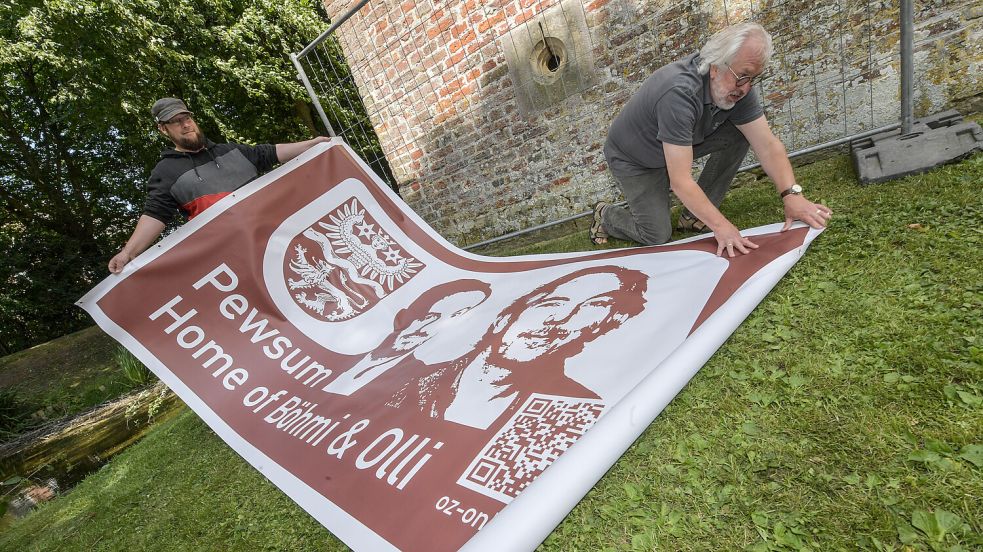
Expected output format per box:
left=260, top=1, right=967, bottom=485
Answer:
left=530, top=36, right=567, bottom=84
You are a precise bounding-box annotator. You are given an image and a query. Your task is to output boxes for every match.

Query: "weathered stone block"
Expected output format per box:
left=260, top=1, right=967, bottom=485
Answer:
left=499, top=0, right=596, bottom=116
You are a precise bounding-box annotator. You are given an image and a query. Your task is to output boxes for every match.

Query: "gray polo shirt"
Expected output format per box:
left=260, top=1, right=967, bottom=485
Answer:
left=604, top=52, right=763, bottom=177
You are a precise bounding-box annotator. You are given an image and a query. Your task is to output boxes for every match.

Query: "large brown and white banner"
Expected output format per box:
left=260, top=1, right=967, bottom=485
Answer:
left=79, top=140, right=821, bottom=551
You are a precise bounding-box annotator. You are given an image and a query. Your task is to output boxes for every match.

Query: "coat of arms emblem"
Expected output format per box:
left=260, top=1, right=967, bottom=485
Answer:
left=283, top=197, right=424, bottom=321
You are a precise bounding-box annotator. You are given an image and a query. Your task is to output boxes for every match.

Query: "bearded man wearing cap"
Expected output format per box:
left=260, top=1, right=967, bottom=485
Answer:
left=107, top=97, right=331, bottom=273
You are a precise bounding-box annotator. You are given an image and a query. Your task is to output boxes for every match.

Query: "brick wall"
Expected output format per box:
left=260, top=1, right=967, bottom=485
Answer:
left=320, top=0, right=982, bottom=245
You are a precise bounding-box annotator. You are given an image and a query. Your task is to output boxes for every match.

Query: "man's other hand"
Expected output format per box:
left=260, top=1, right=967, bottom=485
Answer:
left=713, top=221, right=759, bottom=258
left=108, top=251, right=134, bottom=274
left=108, top=215, right=166, bottom=274
left=782, top=194, right=832, bottom=231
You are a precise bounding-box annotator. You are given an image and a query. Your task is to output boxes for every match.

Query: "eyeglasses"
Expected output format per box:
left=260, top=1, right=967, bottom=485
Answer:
left=163, top=114, right=195, bottom=126
left=726, top=65, right=762, bottom=87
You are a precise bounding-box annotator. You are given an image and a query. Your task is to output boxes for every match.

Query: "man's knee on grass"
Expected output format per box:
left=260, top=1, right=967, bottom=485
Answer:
left=633, top=216, right=672, bottom=246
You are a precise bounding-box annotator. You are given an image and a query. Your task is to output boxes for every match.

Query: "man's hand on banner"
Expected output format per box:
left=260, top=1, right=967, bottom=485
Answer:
left=108, top=251, right=135, bottom=274
left=713, top=221, right=759, bottom=258
left=782, top=194, right=832, bottom=231
left=108, top=215, right=166, bottom=274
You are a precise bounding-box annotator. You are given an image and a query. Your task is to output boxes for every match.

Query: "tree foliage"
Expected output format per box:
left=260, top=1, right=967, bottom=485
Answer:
left=0, top=0, right=363, bottom=354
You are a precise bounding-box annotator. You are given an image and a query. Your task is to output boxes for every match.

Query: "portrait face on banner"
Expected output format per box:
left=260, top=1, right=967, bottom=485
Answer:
left=489, top=266, right=648, bottom=365
left=438, top=266, right=649, bottom=431
left=323, top=279, right=492, bottom=396
left=390, top=280, right=492, bottom=353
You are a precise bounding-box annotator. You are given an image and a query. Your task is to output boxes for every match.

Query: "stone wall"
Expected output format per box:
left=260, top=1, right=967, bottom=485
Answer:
left=319, top=0, right=981, bottom=245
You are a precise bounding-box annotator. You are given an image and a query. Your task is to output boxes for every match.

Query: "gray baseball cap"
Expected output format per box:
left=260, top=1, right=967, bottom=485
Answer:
left=151, top=97, right=192, bottom=123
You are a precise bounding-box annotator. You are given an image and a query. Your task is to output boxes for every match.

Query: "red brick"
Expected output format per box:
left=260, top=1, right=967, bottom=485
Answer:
left=465, top=37, right=483, bottom=55
left=477, top=11, right=505, bottom=33
left=444, top=78, right=462, bottom=93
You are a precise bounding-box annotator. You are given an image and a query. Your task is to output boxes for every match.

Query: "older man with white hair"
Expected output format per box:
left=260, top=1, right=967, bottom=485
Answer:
left=591, top=22, right=832, bottom=256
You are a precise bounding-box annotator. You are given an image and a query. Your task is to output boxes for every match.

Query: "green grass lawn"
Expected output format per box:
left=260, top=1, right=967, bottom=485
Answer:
left=1, top=152, right=980, bottom=551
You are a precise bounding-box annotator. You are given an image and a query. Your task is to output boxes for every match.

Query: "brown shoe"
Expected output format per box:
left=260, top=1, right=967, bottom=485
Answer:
left=589, top=201, right=609, bottom=245
left=677, top=210, right=707, bottom=232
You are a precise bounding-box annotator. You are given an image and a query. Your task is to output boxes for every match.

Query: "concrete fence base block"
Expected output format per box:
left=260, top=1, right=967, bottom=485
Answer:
left=851, top=110, right=983, bottom=185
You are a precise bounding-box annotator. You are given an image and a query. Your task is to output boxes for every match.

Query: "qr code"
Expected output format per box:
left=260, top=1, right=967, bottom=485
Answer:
left=456, top=393, right=605, bottom=503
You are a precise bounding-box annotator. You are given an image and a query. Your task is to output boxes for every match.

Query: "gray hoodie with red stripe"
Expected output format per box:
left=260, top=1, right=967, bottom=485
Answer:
left=143, top=140, right=279, bottom=224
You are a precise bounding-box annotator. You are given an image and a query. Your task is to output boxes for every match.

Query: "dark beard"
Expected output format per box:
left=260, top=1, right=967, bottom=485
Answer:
left=174, top=130, right=206, bottom=151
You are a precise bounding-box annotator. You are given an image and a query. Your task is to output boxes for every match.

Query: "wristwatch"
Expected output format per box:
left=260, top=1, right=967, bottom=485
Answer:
left=780, top=184, right=803, bottom=198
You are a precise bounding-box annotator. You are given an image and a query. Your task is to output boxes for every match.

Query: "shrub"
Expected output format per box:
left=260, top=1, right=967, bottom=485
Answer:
left=0, top=389, right=36, bottom=438
left=114, top=346, right=155, bottom=387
